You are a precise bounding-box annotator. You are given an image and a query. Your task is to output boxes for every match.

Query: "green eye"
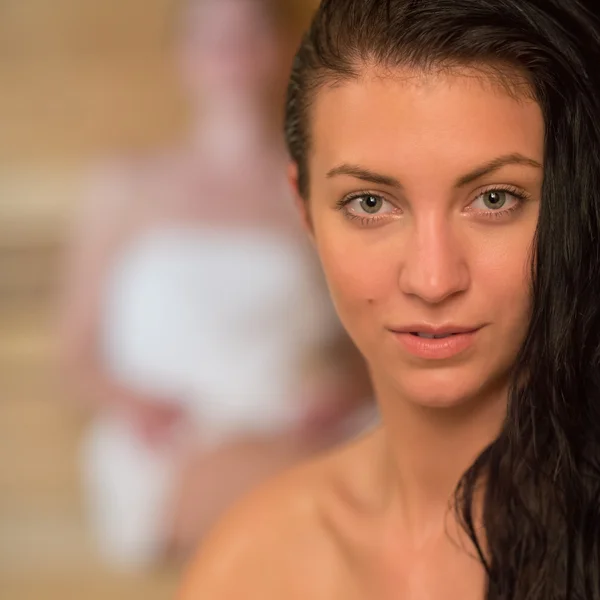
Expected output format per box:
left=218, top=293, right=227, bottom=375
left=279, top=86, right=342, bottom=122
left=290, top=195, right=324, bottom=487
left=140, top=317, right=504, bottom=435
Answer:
left=359, top=195, right=384, bottom=214
left=482, top=190, right=507, bottom=209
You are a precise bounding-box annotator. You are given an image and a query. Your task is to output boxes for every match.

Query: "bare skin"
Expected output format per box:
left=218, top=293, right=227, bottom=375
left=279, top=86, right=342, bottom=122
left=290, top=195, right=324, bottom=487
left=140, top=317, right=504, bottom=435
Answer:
left=180, top=428, right=486, bottom=600
left=180, top=65, right=544, bottom=597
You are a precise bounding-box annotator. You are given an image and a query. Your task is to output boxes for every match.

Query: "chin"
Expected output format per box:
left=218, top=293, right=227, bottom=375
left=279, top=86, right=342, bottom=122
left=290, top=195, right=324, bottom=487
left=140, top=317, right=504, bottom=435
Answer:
left=392, top=364, right=496, bottom=410
left=403, top=388, right=476, bottom=410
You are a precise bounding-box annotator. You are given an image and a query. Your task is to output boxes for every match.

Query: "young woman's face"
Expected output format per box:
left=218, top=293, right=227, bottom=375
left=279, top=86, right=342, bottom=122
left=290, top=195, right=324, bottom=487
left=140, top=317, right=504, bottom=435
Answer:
left=300, top=68, right=544, bottom=408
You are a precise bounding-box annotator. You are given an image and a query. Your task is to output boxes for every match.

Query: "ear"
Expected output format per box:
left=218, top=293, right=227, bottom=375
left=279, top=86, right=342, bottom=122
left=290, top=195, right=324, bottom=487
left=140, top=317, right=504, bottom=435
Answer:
left=287, top=161, right=314, bottom=239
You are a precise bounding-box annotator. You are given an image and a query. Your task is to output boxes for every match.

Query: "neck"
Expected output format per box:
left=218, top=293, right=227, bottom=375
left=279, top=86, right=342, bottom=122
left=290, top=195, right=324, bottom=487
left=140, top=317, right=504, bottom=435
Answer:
left=373, top=376, right=506, bottom=540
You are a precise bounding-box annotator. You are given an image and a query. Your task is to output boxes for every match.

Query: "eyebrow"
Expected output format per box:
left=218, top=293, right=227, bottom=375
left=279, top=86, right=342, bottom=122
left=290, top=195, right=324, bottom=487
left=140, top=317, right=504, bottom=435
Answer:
left=326, top=164, right=402, bottom=187
left=326, top=153, right=542, bottom=189
left=454, top=153, right=542, bottom=187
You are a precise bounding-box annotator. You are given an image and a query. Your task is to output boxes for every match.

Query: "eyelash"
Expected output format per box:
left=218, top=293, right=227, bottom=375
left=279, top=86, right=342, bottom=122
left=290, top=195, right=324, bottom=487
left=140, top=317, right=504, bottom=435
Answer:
left=336, top=185, right=531, bottom=225
left=335, top=192, right=397, bottom=226
left=471, top=185, right=531, bottom=220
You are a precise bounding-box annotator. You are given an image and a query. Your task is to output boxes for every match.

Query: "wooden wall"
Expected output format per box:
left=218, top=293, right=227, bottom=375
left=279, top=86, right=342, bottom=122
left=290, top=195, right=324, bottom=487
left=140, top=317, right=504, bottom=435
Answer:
left=0, top=0, right=187, bottom=167
left=0, top=5, right=317, bottom=598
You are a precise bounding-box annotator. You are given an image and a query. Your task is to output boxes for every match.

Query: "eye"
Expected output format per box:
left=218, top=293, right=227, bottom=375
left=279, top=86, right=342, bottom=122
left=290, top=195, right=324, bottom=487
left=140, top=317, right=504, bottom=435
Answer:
left=359, top=194, right=384, bottom=213
left=468, top=186, right=529, bottom=218
left=479, top=190, right=510, bottom=210
left=344, top=193, right=394, bottom=215
left=336, top=192, right=400, bottom=227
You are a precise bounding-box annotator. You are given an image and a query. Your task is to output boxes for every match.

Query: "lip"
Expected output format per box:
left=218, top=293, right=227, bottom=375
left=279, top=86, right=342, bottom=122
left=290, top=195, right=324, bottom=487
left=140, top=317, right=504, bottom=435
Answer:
left=388, top=324, right=483, bottom=360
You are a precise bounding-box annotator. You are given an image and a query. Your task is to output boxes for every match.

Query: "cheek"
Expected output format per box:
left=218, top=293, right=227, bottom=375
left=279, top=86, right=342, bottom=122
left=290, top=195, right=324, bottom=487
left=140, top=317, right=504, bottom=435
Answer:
left=473, top=225, right=535, bottom=330
left=313, top=221, right=398, bottom=339
left=321, top=243, right=388, bottom=302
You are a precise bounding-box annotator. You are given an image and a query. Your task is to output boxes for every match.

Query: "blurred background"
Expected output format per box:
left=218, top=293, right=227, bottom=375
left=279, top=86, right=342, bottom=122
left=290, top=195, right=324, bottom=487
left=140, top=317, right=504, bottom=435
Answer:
left=0, top=1, right=337, bottom=599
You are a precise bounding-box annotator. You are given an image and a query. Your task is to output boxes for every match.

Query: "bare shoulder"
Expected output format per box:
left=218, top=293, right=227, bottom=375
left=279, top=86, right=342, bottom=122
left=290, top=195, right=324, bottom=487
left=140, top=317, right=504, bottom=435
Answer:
left=179, top=432, right=380, bottom=600
left=178, top=460, right=340, bottom=600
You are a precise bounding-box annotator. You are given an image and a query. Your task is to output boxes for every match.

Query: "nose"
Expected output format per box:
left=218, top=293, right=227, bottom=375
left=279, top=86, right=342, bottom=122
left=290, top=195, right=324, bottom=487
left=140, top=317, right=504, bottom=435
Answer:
left=398, top=213, right=470, bottom=304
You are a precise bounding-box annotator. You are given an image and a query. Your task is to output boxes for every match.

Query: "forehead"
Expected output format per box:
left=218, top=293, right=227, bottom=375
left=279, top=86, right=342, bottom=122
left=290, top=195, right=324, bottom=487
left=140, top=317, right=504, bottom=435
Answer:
left=309, top=68, right=544, bottom=180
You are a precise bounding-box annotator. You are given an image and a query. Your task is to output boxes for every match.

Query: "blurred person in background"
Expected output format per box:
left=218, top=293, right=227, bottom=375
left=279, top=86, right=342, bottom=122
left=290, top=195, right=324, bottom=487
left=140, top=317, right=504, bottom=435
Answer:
left=59, top=0, right=373, bottom=570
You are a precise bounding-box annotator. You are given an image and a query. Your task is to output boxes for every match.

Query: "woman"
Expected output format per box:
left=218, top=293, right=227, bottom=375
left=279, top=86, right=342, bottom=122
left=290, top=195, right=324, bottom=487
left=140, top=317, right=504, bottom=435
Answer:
left=180, top=0, right=600, bottom=598
left=60, top=0, right=370, bottom=568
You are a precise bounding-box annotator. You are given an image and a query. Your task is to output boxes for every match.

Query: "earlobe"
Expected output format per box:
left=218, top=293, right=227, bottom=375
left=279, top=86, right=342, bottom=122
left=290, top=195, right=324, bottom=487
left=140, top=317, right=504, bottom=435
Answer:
left=287, top=162, right=314, bottom=239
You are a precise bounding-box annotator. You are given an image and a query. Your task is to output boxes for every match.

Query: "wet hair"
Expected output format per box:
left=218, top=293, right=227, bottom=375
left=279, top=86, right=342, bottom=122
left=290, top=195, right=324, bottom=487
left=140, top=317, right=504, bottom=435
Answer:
left=284, top=1, right=600, bottom=598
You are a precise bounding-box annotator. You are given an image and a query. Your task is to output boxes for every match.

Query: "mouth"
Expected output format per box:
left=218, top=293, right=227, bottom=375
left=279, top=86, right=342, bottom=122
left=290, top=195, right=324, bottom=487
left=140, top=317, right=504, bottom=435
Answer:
left=391, top=325, right=482, bottom=337
left=388, top=325, right=483, bottom=359
left=409, top=332, right=459, bottom=339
